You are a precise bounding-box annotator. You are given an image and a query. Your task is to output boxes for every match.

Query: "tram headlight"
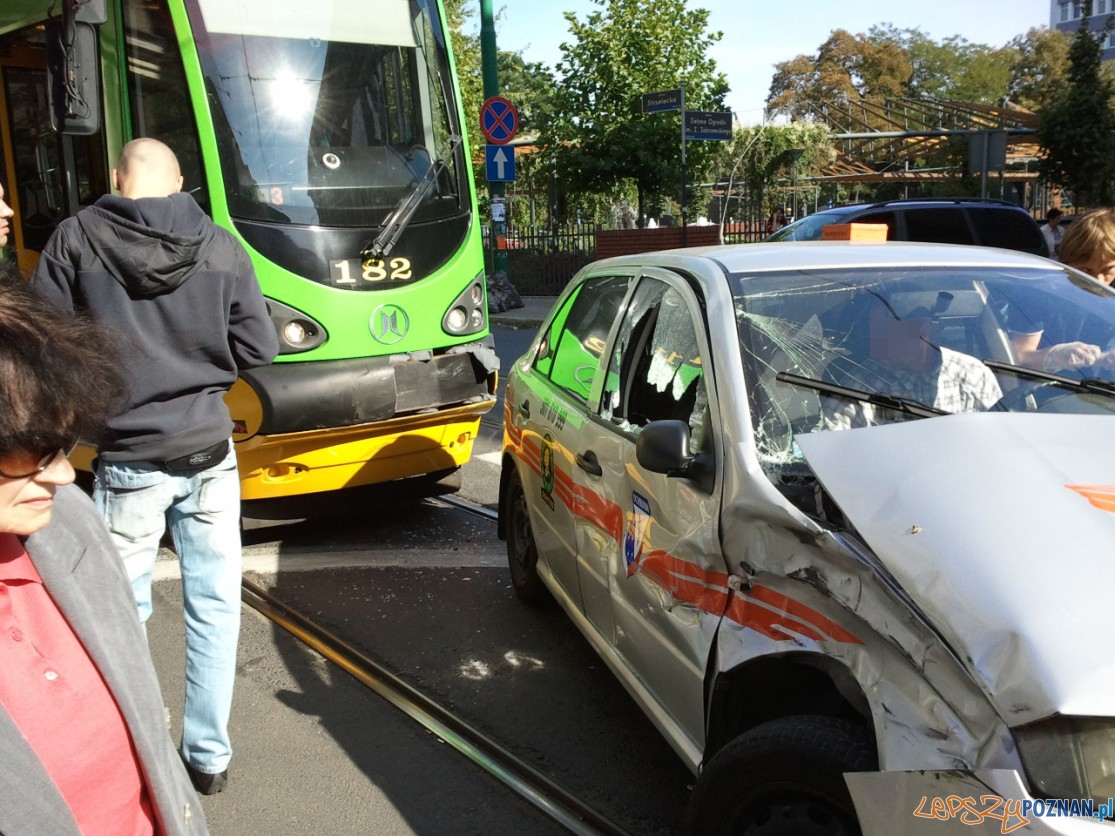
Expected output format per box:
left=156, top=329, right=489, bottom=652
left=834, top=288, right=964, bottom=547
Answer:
left=266, top=298, right=327, bottom=354
left=442, top=275, right=488, bottom=336
left=446, top=306, right=469, bottom=331
left=283, top=320, right=308, bottom=345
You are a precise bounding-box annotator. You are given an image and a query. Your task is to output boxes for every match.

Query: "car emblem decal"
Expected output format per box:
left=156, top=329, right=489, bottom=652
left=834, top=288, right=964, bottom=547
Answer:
left=369, top=304, right=409, bottom=344
left=624, top=492, right=652, bottom=576
left=540, top=434, right=555, bottom=510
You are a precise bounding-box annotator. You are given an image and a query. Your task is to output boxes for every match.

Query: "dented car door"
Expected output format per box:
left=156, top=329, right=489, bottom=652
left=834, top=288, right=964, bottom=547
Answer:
left=574, top=269, right=725, bottom=749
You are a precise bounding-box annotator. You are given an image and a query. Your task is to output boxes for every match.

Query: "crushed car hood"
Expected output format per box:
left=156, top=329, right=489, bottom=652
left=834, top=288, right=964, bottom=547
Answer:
left=795, top=413, right=1115, bottom=725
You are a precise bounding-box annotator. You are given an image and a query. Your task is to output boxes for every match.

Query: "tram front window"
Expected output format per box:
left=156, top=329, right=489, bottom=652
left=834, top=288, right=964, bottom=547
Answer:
left=187, top=0, right=463, bottom=227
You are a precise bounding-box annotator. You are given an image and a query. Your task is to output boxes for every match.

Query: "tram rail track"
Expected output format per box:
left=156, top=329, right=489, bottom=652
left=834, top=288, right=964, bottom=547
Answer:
left=240, top=555, right=632, bottom=836
left=434, top=493, right=499, bottom=522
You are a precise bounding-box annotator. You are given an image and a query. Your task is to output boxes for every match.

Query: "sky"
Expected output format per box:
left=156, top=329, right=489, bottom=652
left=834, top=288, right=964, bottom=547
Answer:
left=479, top=0, right=1053, bottom=125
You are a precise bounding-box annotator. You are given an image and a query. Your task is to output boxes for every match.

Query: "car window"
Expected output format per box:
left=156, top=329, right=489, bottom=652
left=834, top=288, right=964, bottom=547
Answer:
left=532, top=274, right=630, bottom=403
left=765, top=213, right=836, bottom=241
left=967, top=207, right=1047, bottom=255
left=849, top=211, right=897, bottom=240
left=901, top=208, right=974, bottom=245
left=733, top=266, right=1115, bottom=462
left=600, top=276, right=707, bottom=451
left=729, top=266, right=1115, bottom=523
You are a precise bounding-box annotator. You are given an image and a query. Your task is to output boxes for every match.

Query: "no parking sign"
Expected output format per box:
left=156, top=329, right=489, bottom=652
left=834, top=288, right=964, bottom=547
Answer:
left=480, top=96, right=518, bottom=145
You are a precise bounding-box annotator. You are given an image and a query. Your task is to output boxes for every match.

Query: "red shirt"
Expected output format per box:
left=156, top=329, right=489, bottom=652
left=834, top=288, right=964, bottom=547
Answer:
left=0, top=534, right=155, bottom=834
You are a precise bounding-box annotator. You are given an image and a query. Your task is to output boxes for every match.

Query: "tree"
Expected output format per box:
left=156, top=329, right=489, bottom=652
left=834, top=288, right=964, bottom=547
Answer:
left=1038, top=5, right=1115, bottom=206
left=547, top=0, right=729, bottom=223
left=767, top=28, right=911, bottom=121
left=768, top=24, right=1024, bottom=119
left=718, top=123, right=835, bottom=225
left=897, top=27, right=1015, bottom=104
left=1008, top=27, right=1072, bottom=111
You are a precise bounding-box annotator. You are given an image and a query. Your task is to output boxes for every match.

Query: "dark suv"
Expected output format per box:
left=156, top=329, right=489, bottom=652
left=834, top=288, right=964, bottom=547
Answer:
left=765, top=198, right=1049, bottom=257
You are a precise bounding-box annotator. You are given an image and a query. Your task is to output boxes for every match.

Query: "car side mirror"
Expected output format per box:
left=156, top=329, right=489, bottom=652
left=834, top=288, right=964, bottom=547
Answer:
left=636, top=420, right=714, bottom=492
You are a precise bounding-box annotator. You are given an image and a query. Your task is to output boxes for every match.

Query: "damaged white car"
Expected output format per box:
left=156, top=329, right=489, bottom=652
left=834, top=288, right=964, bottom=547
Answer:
left=497, top=241, right=1115, bottom=835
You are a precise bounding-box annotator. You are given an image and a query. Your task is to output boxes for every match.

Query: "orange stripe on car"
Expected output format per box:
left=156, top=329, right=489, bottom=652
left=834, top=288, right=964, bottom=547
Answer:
left=1065, top=484, right=1115, bottom=514
left=509, top=449, right=859, bottom=644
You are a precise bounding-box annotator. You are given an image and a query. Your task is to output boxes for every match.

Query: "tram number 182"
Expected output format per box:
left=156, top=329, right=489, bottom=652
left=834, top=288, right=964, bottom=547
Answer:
left=328, top=257, right=414, bottom=287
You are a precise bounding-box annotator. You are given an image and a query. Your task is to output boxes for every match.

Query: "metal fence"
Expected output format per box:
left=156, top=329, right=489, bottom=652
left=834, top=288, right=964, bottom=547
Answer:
left=483, top=221, right=768, bottom=295
left=483, top=223, right=597, bottom=295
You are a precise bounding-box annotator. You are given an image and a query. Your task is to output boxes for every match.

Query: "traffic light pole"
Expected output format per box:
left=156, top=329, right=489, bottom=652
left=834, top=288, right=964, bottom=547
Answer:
left=480, top=0, right=508, bottom=276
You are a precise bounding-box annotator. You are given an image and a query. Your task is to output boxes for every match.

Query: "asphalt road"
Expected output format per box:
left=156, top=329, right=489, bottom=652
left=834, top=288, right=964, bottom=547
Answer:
left=148, top=319, right=697, bottom=834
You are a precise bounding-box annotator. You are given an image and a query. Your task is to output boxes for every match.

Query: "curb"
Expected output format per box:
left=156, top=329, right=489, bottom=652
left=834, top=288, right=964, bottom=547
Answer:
left=489, top=314, right=544, bottom=328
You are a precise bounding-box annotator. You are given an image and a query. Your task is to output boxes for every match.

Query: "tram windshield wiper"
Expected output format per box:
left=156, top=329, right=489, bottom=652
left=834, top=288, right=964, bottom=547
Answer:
left=983, top=360, right=1115, bottom=397
left=362, top=133, right=461, bottom=261
left=776, top=371, right=948, bottom=418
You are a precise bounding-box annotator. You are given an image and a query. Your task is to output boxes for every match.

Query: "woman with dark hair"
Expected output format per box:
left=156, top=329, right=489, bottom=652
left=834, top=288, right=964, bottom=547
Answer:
left=0, top=263, right=208, bottom=834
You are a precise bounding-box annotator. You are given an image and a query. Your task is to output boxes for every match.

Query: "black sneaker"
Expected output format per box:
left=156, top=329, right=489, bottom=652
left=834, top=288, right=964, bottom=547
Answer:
left=182, top=759, right=228, bottom=795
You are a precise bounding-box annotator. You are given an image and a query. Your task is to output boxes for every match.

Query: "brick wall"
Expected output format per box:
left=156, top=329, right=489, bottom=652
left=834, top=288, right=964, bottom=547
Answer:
left=594, top=226, right=723, bottom=259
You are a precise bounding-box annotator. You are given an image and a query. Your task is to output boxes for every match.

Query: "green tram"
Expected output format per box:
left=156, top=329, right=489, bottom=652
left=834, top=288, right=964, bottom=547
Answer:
left=0, top=0, right=496, bottom=514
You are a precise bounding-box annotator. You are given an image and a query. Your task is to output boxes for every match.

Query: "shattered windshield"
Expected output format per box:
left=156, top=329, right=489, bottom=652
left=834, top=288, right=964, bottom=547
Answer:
left=731, top=266, right=1115, bottom=476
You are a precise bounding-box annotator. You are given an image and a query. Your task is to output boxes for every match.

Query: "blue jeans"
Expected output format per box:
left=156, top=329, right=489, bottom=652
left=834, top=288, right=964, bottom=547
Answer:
left=94, top=442, right=241, bottom=774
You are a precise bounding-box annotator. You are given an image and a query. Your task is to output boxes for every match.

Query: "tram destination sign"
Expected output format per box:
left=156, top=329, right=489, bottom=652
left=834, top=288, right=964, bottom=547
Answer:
left=641, top=89, right=682, bottom=113
left=684, top=110, right=733, bottom=141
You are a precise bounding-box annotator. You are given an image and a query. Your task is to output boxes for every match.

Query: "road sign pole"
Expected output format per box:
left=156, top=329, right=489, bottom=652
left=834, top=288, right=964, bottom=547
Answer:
left=480, top=0, right=508, bottom=276
left=680, top=81, right=687, bottom=245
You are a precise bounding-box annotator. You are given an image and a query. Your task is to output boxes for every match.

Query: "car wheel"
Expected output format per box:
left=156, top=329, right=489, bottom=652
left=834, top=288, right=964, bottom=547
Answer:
left=505, top=469, right=549, bottom=606
left=684, top=716, right=875, bottom=836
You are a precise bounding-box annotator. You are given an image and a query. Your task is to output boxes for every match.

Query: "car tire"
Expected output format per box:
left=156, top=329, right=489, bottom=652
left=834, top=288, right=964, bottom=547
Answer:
left=505, top=468, right=549, bottom=606
left=683, top=715, right=875, bottom=836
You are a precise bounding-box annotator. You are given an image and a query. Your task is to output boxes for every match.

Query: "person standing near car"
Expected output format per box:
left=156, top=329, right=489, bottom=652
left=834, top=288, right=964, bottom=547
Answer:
left=1008, top=208, right=1115, bottom=373
left=1041, top=208, right=1064, bottom=260
left=765, top=207, right=787, bottom=237
left=1059, top=208, right=1115, bottom=285
left=30, top=138, right=279, bottom=796
left=0, top=264, right=208, bottom=834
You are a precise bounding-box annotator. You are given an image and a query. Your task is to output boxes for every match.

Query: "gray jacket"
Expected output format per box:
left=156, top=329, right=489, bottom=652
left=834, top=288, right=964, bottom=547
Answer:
left=0, top=485, right=208, bottom=835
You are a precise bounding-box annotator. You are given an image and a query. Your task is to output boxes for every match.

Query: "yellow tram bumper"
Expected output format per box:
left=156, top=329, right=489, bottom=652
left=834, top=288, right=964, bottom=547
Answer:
left=233, top=398, right=494, bottom=501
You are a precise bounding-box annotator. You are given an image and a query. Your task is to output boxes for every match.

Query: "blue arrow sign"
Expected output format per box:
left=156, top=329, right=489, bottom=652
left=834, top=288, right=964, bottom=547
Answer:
left=485, top=144, right=516, bottom=182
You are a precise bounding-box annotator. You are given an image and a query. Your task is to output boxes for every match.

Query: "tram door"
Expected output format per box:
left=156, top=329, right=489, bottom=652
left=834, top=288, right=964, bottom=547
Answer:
left=0, top=27, right=107, bottom=276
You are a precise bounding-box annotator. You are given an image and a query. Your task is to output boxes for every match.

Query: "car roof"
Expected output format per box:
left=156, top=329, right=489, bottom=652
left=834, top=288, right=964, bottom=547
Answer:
left=584, top=240, right=1058, bottom=277
left=811, top=198, right=1026, bottom=213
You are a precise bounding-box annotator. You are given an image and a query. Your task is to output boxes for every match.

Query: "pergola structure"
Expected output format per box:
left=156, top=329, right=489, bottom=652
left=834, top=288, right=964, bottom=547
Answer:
left=804, top=95, right=1043, bottom=184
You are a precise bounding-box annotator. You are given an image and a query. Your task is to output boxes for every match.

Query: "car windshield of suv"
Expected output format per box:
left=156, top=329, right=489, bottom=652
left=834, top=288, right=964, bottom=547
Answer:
left=764, top=213, right=838, bottom=241
left=730, top=265, right=1115, bottom=471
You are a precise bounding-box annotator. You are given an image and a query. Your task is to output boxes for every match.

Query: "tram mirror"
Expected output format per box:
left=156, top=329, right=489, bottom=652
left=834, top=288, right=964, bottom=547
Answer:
left=46, top=18, right=102, bottom=135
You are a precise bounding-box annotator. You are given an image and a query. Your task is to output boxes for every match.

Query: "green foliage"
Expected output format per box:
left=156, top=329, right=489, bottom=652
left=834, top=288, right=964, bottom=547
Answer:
left=768, top=27, right=912, bottom=120
left=894, top=26, right=1015, bottom=104
left=768, top=23, right=1054, bottom=118
left=547, top=0, right=729, bottom=222
left=720, top=123, right=836, bottom=219
left=1038, top=7, right=1115, bottom=206
left=1008, top=27, right=1071, bottom=111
